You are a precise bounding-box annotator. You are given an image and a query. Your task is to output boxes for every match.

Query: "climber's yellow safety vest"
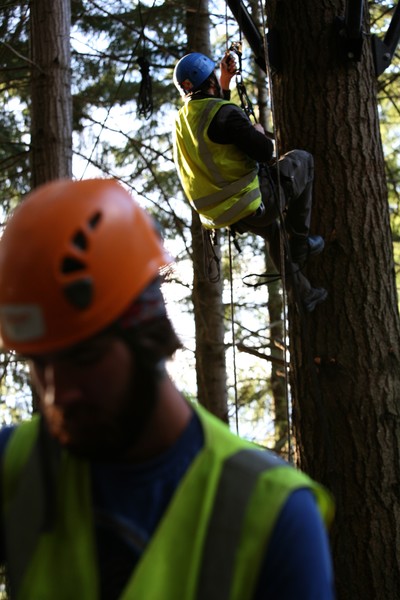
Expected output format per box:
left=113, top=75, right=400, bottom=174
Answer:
left=174, top=98, right=262, bottom=229
left=3, top=404, right=334, bottom=599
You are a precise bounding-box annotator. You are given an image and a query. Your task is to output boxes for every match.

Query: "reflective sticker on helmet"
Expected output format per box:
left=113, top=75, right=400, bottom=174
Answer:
left=0, top=305, right=45, bottom=342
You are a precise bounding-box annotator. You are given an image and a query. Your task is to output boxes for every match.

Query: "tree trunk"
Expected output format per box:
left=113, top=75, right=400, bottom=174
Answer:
left=29, top=0, right=72, bottom=412
left=191, top=215, right=228, bottom=421
left=266, top=1, right=400, bottom=597
left=30, top=0, right=72, bottom=186
left=185, top=0, right=228, bottom=422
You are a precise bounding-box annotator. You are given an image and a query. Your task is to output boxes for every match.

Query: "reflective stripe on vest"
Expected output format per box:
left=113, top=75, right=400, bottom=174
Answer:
left=192, top=170, right=258, bottom=209
left=4, top=418, right=97, bottom=600
left=174, top=99, right=261, bottom=228
left=3, top=407, right=334, bottom=600
left=195, top=100, right=229, bottom=188
left=197, top=449, right=286, bottom=599
left=5, top=427, right=46, bottom=599
left=212, top=186, right=261, bottom=226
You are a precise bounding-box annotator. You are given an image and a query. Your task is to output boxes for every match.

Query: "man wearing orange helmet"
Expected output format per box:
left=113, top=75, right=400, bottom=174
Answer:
left=173, top=52, right=328, bottom=312
left=0, top=179, right=334, bottom=599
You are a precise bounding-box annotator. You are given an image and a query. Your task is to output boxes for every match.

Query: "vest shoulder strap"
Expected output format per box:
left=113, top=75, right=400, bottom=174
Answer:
left=196, top=448, right=288, bottom=600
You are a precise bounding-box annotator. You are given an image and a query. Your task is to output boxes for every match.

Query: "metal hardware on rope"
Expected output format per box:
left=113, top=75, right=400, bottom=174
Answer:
left=202, top=229, right=221, bottom=283
left=225, top=0, right=267, bottom=73
left=228, top=41, right=258, bottom=122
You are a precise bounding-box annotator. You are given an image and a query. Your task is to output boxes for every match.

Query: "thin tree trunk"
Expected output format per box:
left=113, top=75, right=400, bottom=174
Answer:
left=29, top=0, right=72, bottom=412
left=30, top=0, right=72, bottom=186
left=266, top=1, right=400, bottom=597
left=191, top=215, right=228, bottom=421
left=185, top=0, right=228, bottom=422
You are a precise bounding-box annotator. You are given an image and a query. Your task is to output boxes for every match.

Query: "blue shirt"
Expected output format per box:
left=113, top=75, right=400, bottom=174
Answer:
left=0, top=414, right=334, bottom=598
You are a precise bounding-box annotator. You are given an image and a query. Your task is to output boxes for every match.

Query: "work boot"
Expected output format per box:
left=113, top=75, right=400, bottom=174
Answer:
left=291, top=235, right=325, bottom=266
left=302, top=287, right=328, bottom=312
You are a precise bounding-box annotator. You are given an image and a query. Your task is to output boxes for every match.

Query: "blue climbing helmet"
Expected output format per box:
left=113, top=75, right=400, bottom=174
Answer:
left=173, top=52, right=215, bottom=96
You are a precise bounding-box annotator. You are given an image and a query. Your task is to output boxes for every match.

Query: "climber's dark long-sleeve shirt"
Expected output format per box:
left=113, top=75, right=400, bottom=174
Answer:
left=190, top=92, right=274, bottom=163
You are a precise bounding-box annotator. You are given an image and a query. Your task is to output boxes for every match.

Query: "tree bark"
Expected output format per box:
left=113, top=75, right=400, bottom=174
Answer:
left=191, top=215, right=228, bottom=421
left=266, top=1, right=400, bottom=597
left=30, top=0, right=72, bottom=185
left=29, top=0, right=72, bottom=412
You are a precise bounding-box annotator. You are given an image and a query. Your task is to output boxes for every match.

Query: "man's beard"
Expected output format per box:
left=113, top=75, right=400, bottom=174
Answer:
left=45, top=362, right=162, bottom=462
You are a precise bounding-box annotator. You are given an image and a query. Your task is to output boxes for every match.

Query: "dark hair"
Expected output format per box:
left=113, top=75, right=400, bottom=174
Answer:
left=108, top=276, right=182, bottom=372
left=191, top=72, right=219, bottom=96
left=115, top=315, right=182, bottom=371
left=110, top=316, right=183, bottom=373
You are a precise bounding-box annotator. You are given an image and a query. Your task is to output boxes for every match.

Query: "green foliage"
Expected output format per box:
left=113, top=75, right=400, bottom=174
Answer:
left=370, top=1, right=400, bottom=298
left=0, top=1, right=30, bottom=203
left=0, top=1, right=30, bottom=98
left=0, top=354, right=31, bottom=425
left=1, top=0, right=400, bottom=430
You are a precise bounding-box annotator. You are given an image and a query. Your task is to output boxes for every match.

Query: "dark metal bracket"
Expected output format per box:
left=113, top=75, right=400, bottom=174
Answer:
left=335, top=0, right=365, bottom=63
left=225, top=0, right=400, bottom=78
left=371, top=2, right=400, bottom=76
left=225, top=0, right=267, bottom=73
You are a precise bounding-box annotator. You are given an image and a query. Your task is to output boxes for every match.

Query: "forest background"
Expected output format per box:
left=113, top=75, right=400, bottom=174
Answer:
left=2, top=1, right=400, bottom=598
left=2, top=0, right=400, bottom=449
left=1, top=0, right=301, bottom=445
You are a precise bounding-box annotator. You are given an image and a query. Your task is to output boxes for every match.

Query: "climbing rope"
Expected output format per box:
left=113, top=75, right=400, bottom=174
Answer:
left=256, top=0, right=293, bottom=462
left=224, top=1, right=293, bottom=459
left=228, top=234, right=240, bottom=435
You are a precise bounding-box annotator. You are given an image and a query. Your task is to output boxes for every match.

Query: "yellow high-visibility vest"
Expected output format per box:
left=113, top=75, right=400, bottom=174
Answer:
left=174, top=98, right=262, bottom=229
left=4, top=404, right=334, bottom=599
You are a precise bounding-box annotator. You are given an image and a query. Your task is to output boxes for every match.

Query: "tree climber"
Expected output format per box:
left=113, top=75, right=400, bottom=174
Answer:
left=0, top=179, right=335, bottom=598
left=173, top=52, right=328, bottom=312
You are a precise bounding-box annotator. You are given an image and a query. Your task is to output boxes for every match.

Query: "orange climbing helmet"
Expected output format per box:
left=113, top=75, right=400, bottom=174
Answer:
left=0, top=178, right=171, bottom=354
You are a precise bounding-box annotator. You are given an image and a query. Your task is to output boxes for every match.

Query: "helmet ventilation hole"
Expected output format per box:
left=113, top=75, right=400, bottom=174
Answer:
left=61, top=256, right=86, bottom=274
left=88, top=211, right=102, bottom=229
left=72, top=230, right=88, bottom=251
left=63, top=279, right=93, bottom=309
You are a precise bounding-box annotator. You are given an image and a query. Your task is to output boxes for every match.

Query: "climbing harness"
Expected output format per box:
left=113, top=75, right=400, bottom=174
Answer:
left=202, top=229, right=221, bottom=283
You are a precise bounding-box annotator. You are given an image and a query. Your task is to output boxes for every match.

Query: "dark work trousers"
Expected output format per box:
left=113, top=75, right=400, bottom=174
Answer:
left=233, top=150, right=315, bottom=299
